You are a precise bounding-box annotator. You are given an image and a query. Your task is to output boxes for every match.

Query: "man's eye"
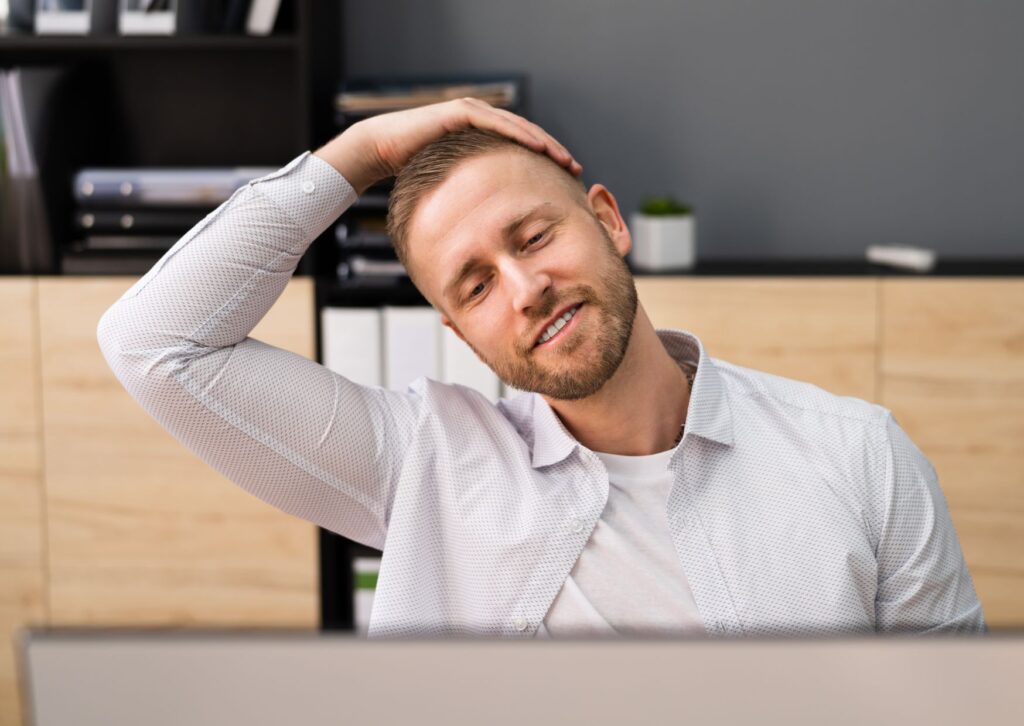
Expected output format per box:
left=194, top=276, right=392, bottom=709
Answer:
left=468, top=281, right=486, bottom=299
left=525, top=231, right=546, bottom=247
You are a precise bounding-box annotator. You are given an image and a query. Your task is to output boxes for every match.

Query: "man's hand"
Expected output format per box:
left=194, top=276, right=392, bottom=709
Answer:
left=313, top=97, right=582, bottom=196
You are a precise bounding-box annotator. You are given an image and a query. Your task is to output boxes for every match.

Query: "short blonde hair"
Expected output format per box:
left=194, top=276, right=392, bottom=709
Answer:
left=386, top=128, right=586, bottom=277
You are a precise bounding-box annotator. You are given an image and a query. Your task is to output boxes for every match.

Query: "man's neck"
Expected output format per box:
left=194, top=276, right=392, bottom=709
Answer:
left=541, top=305, right=691, bottom=456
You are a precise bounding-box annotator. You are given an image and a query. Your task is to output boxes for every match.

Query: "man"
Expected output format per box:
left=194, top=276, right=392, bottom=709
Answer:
left=98, top=99, right=985, bottom=638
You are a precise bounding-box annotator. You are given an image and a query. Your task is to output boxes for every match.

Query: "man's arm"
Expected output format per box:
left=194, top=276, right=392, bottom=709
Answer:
left=874, top=412, right=987, bottom=633
left=96, top=99, right=581, bottom=549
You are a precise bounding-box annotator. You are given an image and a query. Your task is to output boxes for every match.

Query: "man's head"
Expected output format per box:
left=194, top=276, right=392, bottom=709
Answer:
left=386, top=128, right=639, bottom=400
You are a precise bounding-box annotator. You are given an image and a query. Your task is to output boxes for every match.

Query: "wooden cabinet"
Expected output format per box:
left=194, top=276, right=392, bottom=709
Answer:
left=880, top=280, right=1024, bottom=627
left=0, top=278, right=47, bottom=726
left=35, top=276, right=319, bottom=628
left=0, top=275, right=317, bottom=726
left=2, top=274, right=1022, bottom=724
left=636, top=278, right=879, bottom=400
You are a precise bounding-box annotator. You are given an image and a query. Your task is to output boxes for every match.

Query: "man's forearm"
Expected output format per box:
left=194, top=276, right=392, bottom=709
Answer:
left=313, top=123, right=382, bottom=196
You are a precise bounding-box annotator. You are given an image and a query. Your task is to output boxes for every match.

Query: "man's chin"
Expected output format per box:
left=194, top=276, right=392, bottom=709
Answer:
left=507, top=358, right=615, bottom=401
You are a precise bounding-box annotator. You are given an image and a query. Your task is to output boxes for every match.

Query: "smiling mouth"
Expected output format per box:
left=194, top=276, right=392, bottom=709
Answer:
left=533, top=303, right=584, bottom=349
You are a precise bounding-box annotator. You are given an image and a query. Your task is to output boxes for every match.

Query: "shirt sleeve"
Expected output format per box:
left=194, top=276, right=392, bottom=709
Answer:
left=874, top=412, right=987, bottom=634
left=95, top=151, right=421, bottom=551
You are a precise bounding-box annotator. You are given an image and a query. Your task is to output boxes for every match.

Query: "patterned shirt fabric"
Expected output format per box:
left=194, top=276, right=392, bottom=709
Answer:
left=97, top=150, right=986, bottom=639
left=536, top=447, right=706, bottom=638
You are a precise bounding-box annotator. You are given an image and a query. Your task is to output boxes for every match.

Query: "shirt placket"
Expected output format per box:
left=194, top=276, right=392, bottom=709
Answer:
left=667, top=452, right=745, bottom=638
left=509, top=452, right=610, bottom=637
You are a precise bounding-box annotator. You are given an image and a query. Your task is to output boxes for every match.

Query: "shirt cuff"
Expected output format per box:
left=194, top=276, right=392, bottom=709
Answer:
left=249, top=150, right=359, bottom=240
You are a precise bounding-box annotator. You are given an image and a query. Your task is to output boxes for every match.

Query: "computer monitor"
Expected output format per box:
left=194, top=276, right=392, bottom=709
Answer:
left=17, top=627, right=1024, bottom=725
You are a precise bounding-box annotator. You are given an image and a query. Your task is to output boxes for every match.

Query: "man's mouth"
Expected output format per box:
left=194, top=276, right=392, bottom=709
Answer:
left=533, top=303, right=584, bottom=349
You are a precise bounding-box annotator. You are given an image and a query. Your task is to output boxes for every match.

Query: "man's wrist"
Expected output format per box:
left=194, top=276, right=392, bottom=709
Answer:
left=312, top=125, right=382, bottom=196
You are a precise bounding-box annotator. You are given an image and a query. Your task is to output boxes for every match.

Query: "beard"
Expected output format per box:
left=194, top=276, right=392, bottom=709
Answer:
left=465, top=225, right=638, bottom=401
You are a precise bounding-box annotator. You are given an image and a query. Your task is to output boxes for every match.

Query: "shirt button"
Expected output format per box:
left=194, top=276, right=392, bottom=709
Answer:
left=301, top=180, right=315, bottom=194
left=570, top=517, right=584, bottom=533
left=514, top=617, right=527, bottom=631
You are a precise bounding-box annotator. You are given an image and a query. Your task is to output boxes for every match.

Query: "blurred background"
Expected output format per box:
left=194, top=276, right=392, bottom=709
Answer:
left=346, top=0, right=1024, bottom=261
left=2, top=2, right=1022, bottom=724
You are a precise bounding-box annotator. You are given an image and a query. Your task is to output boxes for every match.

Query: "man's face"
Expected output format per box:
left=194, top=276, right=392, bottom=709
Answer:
left=405, top=150, right=638, bottom=400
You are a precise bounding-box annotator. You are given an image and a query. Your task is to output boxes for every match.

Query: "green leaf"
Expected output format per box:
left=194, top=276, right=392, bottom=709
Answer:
left=639, top=196, right=693, bottom=216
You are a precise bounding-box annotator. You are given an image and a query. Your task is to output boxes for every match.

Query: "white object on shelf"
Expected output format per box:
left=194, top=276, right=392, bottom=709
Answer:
left=865, top=245, right=937, bottom=272
left=246, top=0, right=282, bottom=36
left=320, top=308, right=382, bottom=387
left=35, top=0, right=91, bottom=34
left=321, top=305, right=509, bottom=403
left=441, top=325, right=501, bottom=403
left=382, top=306, right=441, bottom=392
left=629, top=212, right=697, bottom=271
left=118, top=0, right=176, bottom=35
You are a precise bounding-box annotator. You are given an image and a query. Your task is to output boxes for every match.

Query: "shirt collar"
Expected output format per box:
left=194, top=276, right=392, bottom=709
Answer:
left=528, top=328, right=735, bottom=468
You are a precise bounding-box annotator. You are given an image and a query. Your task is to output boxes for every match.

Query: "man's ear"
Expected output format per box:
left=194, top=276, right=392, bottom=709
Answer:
left=586, top=184, right=632, bottom=258
left=440, top=314, right=466, bottom=343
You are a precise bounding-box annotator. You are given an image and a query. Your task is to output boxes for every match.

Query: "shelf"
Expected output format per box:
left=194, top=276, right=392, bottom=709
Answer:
left=628, top=258, right=1024, bottom=277
left=314, top=260, right=1024, bottom=297
left=0, top=32, right=299, bottom=60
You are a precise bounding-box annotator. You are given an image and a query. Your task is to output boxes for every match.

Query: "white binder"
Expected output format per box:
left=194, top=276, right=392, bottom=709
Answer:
left=441, top=324, right=501, bottom=402
left=319, top=308, right=382, bottom=387
left=382, top=306, right=441, bottom=392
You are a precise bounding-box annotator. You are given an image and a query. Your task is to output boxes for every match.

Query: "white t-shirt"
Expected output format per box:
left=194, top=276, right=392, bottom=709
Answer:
left=536, top=446, right=707, bottom=638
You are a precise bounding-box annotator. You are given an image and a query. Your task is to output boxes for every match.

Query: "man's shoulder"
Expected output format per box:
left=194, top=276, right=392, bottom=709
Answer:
left=711, top=356, right=890, bottom=430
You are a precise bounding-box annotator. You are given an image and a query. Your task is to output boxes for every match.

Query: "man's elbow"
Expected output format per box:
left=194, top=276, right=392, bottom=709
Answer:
left=95, top=300, right=185, bottom=399
left=96, top=301, right=127, bottom=376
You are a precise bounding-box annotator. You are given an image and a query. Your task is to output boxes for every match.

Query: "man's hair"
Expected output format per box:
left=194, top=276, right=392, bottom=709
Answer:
left=386, top=128, right=587, bottom=276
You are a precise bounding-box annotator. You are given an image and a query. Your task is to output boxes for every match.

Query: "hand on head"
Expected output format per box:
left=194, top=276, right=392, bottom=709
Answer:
left=314, top=98, right=581, bottom=195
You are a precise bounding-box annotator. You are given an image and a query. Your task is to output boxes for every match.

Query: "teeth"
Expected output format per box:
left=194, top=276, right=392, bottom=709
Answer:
left=537, top=306, right=579, bottom=345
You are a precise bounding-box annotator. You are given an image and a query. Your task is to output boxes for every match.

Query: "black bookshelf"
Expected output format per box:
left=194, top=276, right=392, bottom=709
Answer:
left=2, top=1, right=357, bottom=631
left=0, top=0, right=340, bottom=277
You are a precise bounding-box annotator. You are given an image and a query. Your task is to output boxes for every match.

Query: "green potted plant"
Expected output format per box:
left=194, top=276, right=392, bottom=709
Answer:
left=629, top=195, right=696, bottom=271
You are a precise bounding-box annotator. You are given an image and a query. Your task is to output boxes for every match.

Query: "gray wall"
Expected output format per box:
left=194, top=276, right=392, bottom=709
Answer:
left=343, top=1, right=1024, bottom=260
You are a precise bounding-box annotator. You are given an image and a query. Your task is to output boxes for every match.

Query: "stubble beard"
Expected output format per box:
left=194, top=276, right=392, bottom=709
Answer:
left=467, top=232, right=639, bottom=401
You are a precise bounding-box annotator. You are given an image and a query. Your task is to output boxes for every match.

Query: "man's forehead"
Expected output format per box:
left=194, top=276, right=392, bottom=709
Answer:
left=413, top=151, right=572, bottom=241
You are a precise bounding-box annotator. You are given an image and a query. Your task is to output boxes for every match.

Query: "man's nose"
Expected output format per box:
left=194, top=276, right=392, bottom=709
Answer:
left=503, top=259, right=552, bottom=314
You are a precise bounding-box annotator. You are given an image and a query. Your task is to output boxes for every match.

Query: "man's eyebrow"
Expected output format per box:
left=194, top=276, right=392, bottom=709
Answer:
left=442, top=202, right=557, bottom=303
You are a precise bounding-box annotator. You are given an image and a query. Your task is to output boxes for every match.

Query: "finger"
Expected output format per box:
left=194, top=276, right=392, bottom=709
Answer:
left=457, top=98, right=548, bottom=151
left=456, top=98, right=582, bottom=176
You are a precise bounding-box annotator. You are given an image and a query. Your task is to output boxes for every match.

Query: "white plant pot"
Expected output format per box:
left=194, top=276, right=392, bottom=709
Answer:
left=629, top=213, right=697, bottom=271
